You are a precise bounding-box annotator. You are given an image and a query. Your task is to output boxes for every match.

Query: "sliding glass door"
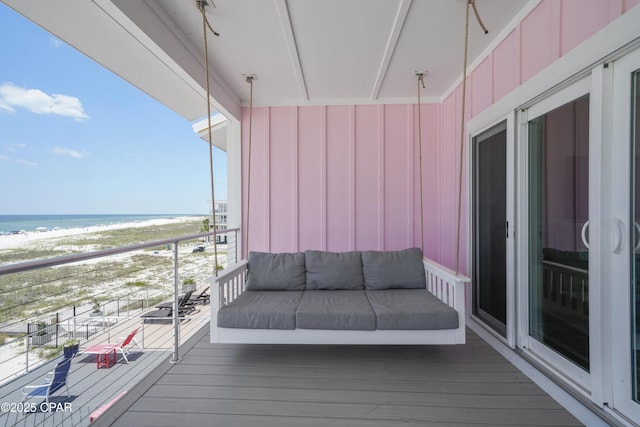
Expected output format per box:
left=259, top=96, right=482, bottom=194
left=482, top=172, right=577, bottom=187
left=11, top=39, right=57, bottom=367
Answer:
left=631, top=65, right=640, bottom=419
left=473, top=122, right=508, bottom=337
left=611, top=48, right=640, bottom=421
left=524, top=78, right=592, bottom=388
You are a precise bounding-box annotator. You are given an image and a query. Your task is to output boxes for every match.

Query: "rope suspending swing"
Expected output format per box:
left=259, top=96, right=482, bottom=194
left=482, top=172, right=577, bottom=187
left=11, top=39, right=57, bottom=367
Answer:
left=454, top=0, right=488, bottom=275
left=198, top=1, right=221, bottom=275
left=244, top=75, right=255, bottom=259
left=416, top=72, right=426, bottom=254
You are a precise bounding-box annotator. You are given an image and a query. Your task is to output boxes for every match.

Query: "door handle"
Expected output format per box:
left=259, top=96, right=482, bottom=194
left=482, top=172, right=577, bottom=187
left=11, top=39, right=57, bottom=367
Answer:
left=614, top=221, right=640, bottom=253
left=613, top=218, right=622, bottom=254
left=581, top=220, right=590, bottom=249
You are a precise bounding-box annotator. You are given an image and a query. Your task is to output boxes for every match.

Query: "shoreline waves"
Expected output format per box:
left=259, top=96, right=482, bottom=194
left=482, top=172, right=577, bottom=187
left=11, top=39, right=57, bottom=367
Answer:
left=0, top=214, right=202, bottom=234
left=0, top=216, right=206, bottom=251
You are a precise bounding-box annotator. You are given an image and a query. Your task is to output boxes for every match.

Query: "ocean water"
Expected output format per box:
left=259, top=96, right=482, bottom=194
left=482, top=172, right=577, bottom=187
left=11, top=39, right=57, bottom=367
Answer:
left=0, top=214, right=201, bottom=234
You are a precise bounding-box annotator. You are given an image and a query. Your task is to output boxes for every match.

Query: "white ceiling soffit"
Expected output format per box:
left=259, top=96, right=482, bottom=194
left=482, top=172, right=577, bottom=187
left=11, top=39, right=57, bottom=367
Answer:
left=193, top=114, right=228, bottom=151
left=138, top=0, right=531, bottom=107
left=155, top=0, right=538, bottom=105
left=3, top=0, right=534, bottom=118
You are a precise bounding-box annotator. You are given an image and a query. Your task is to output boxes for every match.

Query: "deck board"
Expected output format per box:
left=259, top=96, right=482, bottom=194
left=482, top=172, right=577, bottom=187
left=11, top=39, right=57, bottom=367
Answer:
left=0, top=307, right=210, bottom=427
left=113, top=327, right=583, bottom=427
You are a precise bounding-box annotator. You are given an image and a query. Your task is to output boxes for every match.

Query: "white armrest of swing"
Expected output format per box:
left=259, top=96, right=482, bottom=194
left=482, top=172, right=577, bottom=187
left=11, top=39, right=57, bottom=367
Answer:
left=212, top=259, right=248, bottom=309
left=211, top=260, right=248, bottom=343
left=423, top=258, right=470, bottom=343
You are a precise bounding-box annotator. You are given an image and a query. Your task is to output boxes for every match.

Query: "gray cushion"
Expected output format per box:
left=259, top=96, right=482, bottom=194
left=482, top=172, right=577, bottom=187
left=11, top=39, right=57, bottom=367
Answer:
left=362, top=248, right=426, bottom=290
left=217, top=291, right=303, bottom=329
left=305, top=250, right=363, bottom=290
left=366, top=289, right=459, bottom=330
left=246, top=251, right=306, bottom=291
left=296, top=290, right=376, bottom=330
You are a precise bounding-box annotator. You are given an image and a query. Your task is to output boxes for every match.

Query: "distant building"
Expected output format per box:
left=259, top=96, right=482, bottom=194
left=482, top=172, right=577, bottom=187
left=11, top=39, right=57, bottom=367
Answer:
left=211, top=200, right=228, bottom=244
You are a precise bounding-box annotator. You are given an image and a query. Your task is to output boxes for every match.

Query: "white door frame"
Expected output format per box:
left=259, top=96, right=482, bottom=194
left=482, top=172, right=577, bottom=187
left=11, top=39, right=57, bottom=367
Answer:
left=468, top=117, right=516, bottom=347
left=516, top=75, right=598, bottom=395
left=609, top=46, right=640, bottom=421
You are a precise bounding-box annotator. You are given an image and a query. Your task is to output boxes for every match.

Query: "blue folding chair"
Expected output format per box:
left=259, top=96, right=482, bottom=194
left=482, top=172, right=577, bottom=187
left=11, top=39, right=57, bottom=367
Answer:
left=22, top=358, right=71, bottom=403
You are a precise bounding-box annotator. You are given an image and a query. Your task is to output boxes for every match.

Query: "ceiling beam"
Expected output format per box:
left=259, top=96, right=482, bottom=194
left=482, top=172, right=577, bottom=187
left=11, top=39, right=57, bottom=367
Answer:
left=370, top=0, right=413, bottom=100
left=119, top=0, right=241, bottom=121
left=275, top=0, right=309, bottom=102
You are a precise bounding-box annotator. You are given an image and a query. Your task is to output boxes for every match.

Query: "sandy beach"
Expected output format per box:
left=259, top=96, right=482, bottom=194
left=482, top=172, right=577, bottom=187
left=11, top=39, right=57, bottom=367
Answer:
left=0, top=215, right=214, bottom=385
left=0, top=217, right=200, bottom=251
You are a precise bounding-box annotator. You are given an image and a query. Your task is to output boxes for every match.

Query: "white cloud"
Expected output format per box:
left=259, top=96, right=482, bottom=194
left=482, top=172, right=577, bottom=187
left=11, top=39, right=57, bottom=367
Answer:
left=0, top=82, right=89, bottom=121
left=0, top=154, right=38, bottom=167
left=52, top=146, right=89, bottom=158
left=5, top=143, right=30, bottom=152
left=15, top=159, right=39, bottom=167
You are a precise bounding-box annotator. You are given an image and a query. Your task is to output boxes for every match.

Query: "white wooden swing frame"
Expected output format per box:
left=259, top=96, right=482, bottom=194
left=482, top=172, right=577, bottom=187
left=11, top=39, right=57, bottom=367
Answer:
left=199, top=1, right=483, bottom=345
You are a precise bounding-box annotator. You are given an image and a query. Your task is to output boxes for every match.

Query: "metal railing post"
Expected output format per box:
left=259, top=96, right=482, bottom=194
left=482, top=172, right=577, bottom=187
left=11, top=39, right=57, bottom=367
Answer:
left=25, top=335, right=29, bottom=373
left=55, top=312, right=59, bottom=348
left=171, top=241, right=181, bottom=363
left=0, top=228, right=228, bottom=379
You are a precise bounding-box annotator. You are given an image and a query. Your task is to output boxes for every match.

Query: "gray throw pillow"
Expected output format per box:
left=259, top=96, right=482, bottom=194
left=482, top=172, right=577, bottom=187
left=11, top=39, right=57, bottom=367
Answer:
left=362, top=247, right=425, bottom=290
left=245, top=251, right=306, bottom=291
left=305, top=250, right=363, bottom=290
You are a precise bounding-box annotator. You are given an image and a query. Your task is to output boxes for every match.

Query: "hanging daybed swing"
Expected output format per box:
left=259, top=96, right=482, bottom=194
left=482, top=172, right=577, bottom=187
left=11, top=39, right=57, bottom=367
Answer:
left=200, top=1, right=484, bottom=345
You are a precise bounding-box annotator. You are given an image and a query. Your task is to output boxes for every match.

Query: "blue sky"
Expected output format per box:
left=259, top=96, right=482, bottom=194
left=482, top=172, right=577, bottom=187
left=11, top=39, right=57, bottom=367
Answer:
left=0, top=4, right=227, bottom=215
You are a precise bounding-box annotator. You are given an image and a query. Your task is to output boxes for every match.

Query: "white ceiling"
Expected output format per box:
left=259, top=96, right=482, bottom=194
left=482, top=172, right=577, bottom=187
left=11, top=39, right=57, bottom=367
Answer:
left=3, top=0, right=534, bottom=123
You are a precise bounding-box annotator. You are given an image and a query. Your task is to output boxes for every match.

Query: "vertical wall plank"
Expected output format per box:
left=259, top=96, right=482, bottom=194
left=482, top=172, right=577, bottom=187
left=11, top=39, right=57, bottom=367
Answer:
left=608, top=0, right=623, bottom=19
left=378, top=105, right=385, bottom=249
left=326, top=106, right=353, bottom=252
left=298, top=106, right=325, bottom=251
left=269, top=107, right=296, bottom=253
left=492, top=29, right=521, bottom=103
left=322, top=106, right=327, bottom=251
left=440, top=92, right=458, bottom=267
left=560, top=0, right=612, bottom=55
left=349, top=105, right=356, bottom=251
left=413, top=104, right=420, bottom=249
left=355, top=105, right=382, bottom=250
left=471, top=55, right=494, bottom=117
left=405, top=104, right=414, bottom=250
left=384, top=104, right=410, bottom=251
left=241, top=107, right=249, bottom=256
left=623, top=0, right=640, bottom=12
left=264, top=108, right=271, bottom=252
left=244, top=107, right=271, bottom=253
left=292, top=108, right=299, bottom=251
left=520, top=1, right=559, bottom=83
left=423, top=103, right=441, bottom=261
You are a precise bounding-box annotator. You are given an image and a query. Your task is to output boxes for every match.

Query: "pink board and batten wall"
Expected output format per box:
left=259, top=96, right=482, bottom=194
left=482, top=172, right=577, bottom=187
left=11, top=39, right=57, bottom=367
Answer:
left=241, top=104, right=442, bottom=259
left=241, top=0, right=640, bottom=272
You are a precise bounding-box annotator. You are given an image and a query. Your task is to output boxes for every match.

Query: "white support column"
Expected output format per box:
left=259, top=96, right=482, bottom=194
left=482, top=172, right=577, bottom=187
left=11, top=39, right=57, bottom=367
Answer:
left=227, top=119, right=243, bottom=259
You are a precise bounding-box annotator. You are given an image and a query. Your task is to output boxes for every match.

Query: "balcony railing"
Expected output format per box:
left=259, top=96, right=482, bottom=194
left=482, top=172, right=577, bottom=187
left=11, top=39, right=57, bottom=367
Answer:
left=0, top=228, right=238, bottom=426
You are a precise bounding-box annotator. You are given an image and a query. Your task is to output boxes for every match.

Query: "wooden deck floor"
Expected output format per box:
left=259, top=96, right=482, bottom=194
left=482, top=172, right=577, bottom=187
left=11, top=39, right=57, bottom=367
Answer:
left=112, top=327, right=583, bottom=427
left=0, top=306, right=209, bottom=427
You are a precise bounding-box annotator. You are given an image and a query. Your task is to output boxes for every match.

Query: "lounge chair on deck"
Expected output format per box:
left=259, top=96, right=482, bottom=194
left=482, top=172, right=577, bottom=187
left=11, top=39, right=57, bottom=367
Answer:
left=154, top=290, right=195, bottom=312
left=147, top=291, right=196, bottom=318
left=22, top=358, right=71, bottom=403
left=79, top=327, right=141, bottom=364
left=188, top=287, right=210, bottom=305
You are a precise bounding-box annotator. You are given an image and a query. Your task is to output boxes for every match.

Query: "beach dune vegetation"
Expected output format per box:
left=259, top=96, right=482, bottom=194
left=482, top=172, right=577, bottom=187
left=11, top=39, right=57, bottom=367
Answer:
left=0, top=217, right=217, bottom=324
left=126, top=281, right=149, bottom=288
